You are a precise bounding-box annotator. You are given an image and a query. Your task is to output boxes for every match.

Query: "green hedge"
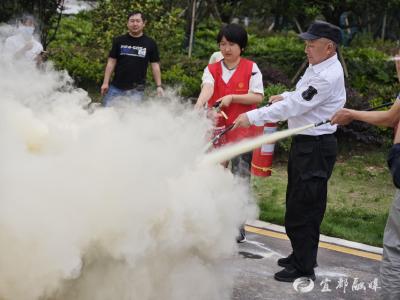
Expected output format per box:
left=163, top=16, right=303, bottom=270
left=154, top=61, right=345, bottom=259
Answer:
left=48, top=13, right=103, bottom=84
left=161, top=57, right=204, bottom=97
left=246, top=33, right=305, bottom=77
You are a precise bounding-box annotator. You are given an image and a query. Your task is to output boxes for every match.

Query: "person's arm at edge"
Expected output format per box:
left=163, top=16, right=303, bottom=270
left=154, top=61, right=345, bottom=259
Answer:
left=332, top=101, right=400, bottom=127
left=101, top=57, right=117, bottom=96
left=332, top=51, right=400, bottom=127
left=352, top=102, right=400, bottom=127
left=195, top=83, right=214, bottom=109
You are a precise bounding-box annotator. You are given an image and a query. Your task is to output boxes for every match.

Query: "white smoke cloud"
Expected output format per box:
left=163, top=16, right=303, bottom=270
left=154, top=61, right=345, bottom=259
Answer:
left=0, top=28, right=258, bottom=300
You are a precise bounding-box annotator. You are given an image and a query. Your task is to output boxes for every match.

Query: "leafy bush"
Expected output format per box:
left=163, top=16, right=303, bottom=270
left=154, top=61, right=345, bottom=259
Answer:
left=48, top=13, right=103, bottom=84
left=247, top=33, right=305, bottom=77
left=344, top=47, right=396, bottom=94
left=350, top=32, right=399, bottom=54
left=190, top=20, right=221, bottom=59
left=261, top=84, right=288, bottom=106
left=161, top=57, right=205, bottom=97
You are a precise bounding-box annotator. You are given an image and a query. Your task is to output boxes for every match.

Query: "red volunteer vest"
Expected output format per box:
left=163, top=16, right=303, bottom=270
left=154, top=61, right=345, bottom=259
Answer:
left=207, top=58, right=257, bottom=143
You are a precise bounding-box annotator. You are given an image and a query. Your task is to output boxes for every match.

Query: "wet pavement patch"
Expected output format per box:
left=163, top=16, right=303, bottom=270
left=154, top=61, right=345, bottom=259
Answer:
left=239, top=251, right=264, bottom=259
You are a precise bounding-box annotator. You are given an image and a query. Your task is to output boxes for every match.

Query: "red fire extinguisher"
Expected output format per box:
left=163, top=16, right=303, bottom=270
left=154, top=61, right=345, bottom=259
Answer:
left=206, top=107, right=228, bottom=149
left=251, top=123, right=277, bottom=177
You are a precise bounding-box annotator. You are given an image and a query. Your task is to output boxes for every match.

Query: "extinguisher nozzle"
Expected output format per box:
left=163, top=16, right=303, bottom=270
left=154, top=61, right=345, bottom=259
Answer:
left=314, top=120, right=331, bottom=127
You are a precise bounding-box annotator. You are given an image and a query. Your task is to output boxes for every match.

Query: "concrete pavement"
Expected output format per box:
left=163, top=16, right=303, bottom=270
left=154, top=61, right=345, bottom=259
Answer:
left=231, top=223, right=382, bottom=300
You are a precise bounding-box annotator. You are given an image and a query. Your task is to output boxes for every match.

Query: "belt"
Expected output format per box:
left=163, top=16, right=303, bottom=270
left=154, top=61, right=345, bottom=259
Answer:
left=293, top=133, right=335, bottom=143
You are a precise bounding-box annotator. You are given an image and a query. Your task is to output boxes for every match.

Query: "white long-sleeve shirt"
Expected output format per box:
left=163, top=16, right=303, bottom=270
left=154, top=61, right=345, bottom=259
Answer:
left=247, top=54, right=346, bottom=135
left=4, top=33, right=43, bottom=62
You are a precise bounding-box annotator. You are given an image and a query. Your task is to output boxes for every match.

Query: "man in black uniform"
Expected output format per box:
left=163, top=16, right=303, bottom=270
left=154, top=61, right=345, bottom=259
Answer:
left=101, top=11, right=164, bottom=106
left=234, top=21, right=345, bottom=282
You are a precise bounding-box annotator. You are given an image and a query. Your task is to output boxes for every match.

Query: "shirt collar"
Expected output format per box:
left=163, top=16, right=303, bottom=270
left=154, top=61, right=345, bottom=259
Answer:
left=309, top=53, right=338, bottom=74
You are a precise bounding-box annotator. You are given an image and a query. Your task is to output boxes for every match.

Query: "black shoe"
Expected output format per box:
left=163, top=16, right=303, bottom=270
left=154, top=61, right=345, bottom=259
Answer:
left=236, top=226, right=246, bottom=243
left=274, top=266, right=316, bottom=283
left=277, top=254, right=293, bottom=268
left=277, top=254, right=318, bottom=268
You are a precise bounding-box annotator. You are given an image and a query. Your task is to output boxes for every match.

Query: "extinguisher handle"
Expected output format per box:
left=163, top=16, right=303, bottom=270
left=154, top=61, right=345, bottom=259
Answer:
left=314, top=120, right=331, bottom=127
left=211, top=124, right=235, bottom=144
left=365, top=101, right=394, bottom=111
left=212, top=101, right=221, bottom=108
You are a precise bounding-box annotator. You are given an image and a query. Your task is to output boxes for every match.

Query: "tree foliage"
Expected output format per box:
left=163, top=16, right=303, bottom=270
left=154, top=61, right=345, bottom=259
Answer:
left=209, top=0, right=400, bottom=39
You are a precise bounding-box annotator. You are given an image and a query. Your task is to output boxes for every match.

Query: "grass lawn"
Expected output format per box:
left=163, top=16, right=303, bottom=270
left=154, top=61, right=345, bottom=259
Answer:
left=252, top=149, right=394, bottom=247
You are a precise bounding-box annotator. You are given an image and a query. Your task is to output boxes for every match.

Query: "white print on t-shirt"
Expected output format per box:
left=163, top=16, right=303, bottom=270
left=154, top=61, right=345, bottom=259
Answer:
left=120, top=45, right=147, bottom=58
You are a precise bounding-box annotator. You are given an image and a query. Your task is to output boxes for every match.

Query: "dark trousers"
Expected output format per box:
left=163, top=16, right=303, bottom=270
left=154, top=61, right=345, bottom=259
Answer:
left=285, top=134, right=337, bottom=274
left=231, top=151, right=252, bottom=180
left=231, top=151, right=252, bottom=237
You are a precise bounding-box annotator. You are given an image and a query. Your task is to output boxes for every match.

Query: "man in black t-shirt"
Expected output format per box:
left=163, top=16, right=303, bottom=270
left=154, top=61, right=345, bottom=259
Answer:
left=101, top=11, right=164, bottom=106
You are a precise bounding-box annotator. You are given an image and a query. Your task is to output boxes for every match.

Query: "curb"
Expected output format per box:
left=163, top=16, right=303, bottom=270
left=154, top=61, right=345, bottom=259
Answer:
left=247, top=220, right=383, bottom=255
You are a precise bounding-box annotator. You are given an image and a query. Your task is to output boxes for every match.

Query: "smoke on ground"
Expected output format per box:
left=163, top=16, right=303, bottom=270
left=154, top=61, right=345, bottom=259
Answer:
left=0, top=26, right=258, bottom=300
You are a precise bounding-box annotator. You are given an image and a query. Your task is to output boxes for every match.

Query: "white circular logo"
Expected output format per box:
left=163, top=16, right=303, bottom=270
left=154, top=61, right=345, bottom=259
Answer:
left=293, top=277, right=315, bottom=293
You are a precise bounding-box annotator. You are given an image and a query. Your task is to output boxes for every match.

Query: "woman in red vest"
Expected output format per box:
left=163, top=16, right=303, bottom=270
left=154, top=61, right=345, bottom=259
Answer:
left=195, top=23, right=264, bottom=242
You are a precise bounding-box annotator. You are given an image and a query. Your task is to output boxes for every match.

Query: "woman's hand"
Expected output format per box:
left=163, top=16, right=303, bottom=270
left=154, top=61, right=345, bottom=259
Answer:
left=217, top=94, right=234, bottom=107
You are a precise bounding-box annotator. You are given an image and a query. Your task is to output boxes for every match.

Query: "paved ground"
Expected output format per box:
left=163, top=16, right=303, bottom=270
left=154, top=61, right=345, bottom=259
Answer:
left=231, top=226, right=382, bottom=300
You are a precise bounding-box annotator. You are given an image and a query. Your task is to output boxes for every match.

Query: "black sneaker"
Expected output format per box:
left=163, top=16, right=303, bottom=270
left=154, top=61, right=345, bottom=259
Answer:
left=274, top=266, right=316, bottom=282
left=236, top=226, right=246, bottom=243
left=277, top=254, right=318, bottom=268
left=277, top=254, right=293, bottom=268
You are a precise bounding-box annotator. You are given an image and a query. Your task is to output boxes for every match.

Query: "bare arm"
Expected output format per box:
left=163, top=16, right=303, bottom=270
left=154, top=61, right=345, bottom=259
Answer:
left=332, top=52, right=400, bottom=128
left=151, top=62, right=162, bottom=86
left=351, top=104, right=400, bottom=127
left=151, top=62, right=164, bottom=96
left=331, top=101, right=400, bottom=127
left=101, top=58, right=117, bottom=95
left=194, top=83, right=214, bottom=109
left=219, top=92, right=263, bottom=107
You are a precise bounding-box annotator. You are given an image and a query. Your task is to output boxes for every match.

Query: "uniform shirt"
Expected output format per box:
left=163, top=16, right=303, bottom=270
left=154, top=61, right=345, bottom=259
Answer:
left=4, top=34, right=43, bottom=62
left=202, top=60, right=264, bottom=95
left=247, top=54, right=345, bottom=135
left=109, top=33, right=160, bottom=90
